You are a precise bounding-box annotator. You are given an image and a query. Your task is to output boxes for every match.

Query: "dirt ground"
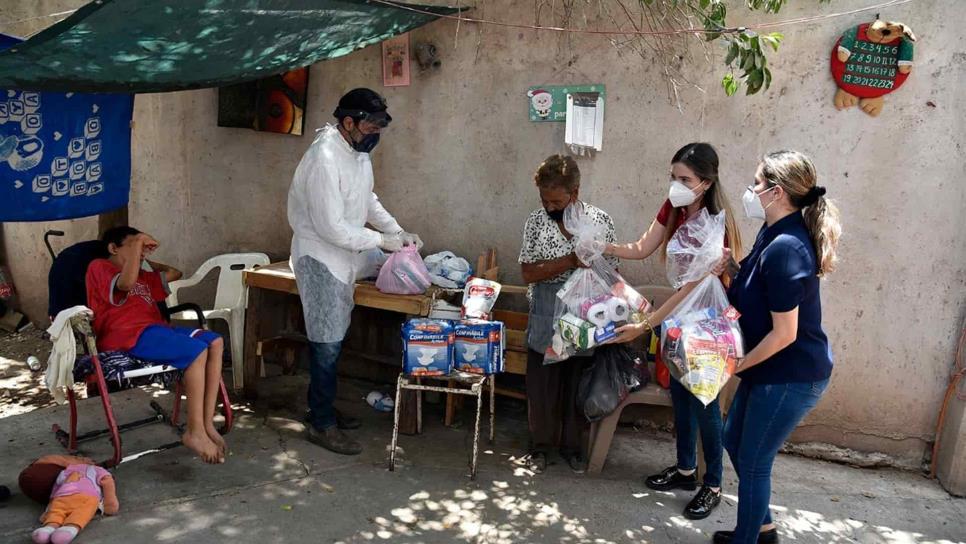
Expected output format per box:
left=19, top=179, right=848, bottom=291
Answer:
left=0, top=327, right=70, bottom=418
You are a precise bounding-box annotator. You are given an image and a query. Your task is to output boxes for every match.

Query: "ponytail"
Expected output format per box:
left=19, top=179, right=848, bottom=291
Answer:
left=759, top=150, right=842, bottom=277
left=803, top=195, right=841, bottom=277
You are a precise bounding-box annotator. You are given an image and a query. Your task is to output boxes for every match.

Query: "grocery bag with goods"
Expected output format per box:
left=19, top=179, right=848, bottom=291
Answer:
left=660, top=209, right=744, bottom=405
left=544, top=203, right=651, bottom=364
left=376, top=245, right=433, bottom=295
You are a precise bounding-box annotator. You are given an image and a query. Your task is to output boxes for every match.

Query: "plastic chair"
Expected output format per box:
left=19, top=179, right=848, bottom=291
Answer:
left=166, top=253, right=270, bottom=390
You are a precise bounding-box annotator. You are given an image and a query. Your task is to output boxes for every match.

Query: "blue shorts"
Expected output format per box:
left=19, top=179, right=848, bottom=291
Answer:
left=128, top=325, right=221, bottom=370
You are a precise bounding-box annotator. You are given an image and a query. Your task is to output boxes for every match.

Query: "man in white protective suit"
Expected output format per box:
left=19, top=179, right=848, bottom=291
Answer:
left=287, top=88, right=422, bottom=455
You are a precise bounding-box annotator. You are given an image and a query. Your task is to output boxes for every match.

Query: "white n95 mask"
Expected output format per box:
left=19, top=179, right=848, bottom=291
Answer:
left=668, top=181, right=699, bottom=208
left=742, top=185, right=776, bottom=221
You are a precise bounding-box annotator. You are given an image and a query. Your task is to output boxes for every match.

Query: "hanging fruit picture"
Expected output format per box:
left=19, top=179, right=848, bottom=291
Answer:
left=830, top=19, right=916, bottom=117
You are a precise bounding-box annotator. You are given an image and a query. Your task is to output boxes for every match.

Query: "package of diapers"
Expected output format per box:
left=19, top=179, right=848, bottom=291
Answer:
left=401, top=319, right=454, bottom=376
left=453, top=319, right=504, bottom=374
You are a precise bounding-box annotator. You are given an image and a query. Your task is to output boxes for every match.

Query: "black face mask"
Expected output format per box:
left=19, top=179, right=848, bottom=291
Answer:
left=348, top=125, right=380, bottom=153
left=545, top=208, right=565, bottom=221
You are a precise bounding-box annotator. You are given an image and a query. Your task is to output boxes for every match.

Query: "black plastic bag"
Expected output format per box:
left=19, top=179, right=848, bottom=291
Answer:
left=578, top=344, right=648, bottom=422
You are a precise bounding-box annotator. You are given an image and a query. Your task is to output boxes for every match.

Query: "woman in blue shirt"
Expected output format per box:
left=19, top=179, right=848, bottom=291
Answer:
left=713, top=151, right=842, bottom=544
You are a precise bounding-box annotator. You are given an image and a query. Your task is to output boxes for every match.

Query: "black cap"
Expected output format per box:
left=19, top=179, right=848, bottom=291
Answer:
left=333, top=88, right=391, bottom=127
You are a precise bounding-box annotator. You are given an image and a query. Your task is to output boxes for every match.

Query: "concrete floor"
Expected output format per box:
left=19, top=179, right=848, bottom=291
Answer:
left=0, top=374, right=963, bottom=544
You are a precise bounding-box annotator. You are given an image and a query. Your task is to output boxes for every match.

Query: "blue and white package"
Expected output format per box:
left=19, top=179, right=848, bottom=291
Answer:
left=401, top=319, right=454, bottom=376
left=454, top=320, right=504, bottom=374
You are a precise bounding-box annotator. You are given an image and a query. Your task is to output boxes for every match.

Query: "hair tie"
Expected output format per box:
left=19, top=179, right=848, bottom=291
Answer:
left=801, top=185, right=825, bottom=207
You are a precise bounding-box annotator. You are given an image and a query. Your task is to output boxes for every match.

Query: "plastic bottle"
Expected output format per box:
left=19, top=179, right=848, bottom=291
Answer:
left=27, top=355, right=41, bottom=371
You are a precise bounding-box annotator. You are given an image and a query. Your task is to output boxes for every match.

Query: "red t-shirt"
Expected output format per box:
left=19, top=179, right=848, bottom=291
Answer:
left=655, top=198, right=687, bottom=229
left=86, top=259, right=168, bottom=352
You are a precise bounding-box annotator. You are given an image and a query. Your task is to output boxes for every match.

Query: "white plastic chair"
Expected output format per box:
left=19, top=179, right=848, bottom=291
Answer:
left=166, top=253, right=270, bottom=390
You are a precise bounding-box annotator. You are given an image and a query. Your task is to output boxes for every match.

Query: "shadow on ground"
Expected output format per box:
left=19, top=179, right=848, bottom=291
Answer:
left=0, top=361, right=963, bottom=543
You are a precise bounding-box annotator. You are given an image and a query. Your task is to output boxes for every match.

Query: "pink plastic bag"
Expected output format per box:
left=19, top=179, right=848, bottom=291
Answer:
left=375, top=245, right=433, bottom=295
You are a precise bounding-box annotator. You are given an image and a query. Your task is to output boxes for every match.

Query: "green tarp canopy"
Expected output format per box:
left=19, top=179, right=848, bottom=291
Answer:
left=0, top=0, right=458, bottom=93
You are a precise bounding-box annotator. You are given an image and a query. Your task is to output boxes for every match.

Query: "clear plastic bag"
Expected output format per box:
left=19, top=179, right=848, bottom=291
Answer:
left=660, top=275, right=744, bottom=406
left=666, top=208, right=726, bottom=289
left=544, top=203, right=651, bottom=364
left=375, top=245, right=433, bottom=295
left=423, top=251, right=473, bottom=288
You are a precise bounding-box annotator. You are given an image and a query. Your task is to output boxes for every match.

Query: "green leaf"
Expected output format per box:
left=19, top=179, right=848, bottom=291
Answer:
left=741, top=50, right=755, bottom=71
left=763, top=66, right=773, bottom=90
left=754, top=51, right=763, bottom=69
left=722, top=73, right=738, bottom=96
left=763, top=32, right=784, bottom=52
left=745, top=70, right=764, bottom=95
left=724, top=42, right=739, bottom=66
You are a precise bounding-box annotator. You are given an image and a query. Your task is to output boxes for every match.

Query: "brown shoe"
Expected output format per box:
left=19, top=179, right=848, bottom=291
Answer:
left=306, top=426, right=362, bottom=455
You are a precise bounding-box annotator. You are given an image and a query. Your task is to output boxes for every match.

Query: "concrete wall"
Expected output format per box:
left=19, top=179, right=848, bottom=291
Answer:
left=3, top=1, right=965, bottom=468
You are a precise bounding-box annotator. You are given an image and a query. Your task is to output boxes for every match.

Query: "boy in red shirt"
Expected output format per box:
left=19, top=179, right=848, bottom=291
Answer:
left=86, top=227, right=226, bottom=464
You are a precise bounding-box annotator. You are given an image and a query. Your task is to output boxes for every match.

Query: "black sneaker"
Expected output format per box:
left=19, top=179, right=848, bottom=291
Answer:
left=335, top=409, right=361, bottom=430
left=306, top=426, right=362, bottom=455
left=713, top=528, right=779, bottom=544
left=684, top=485, right=721, bottom=520
left=560, top=450, right=587, bottom=474
left=644, top=466, right=698, bottom=491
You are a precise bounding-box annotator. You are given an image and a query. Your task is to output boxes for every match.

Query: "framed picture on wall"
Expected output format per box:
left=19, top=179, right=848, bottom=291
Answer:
left=217, top=67, right=309, bottom=136
left=382, top=33, right=411, bottom=87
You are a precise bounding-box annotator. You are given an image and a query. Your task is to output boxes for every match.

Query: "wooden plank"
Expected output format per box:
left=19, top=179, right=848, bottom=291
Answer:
left=505, top=329, right=527, bottom=352
left=492, top=309, right=528, bottom=331
left=501, top=284, right=528, bottom=296
left=354, top=283, right=431, bottom=316
left=243, top=269, right=299, bottom=295
left=244, top=263, right=435, bottom=316
left=504, top=350, right=527, bottom=375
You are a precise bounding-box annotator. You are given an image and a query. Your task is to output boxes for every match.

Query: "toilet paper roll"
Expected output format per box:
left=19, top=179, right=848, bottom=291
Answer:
left=606, top=297, right=629, bottom=323
left=586, top=302, right=610, bottom=328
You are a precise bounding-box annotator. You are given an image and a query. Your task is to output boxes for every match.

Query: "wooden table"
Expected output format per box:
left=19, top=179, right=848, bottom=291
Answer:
left=241, top=261, right=442, bottom=398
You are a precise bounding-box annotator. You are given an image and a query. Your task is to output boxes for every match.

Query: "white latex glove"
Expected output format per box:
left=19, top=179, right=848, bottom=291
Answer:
left=400, top=231, right=424, bottom=250
left=379, top=232, right=404, bottom=252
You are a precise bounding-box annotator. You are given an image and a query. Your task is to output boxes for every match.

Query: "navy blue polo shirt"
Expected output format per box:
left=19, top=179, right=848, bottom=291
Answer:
left=727, top=211, right=833, bottom=384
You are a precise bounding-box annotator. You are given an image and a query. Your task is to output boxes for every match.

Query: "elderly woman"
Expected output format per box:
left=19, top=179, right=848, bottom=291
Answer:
left=518, top=154, right=617, bottom=473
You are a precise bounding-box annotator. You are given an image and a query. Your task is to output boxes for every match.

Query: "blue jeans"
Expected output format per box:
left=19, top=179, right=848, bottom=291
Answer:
left=307, top=341, right=343, bottom=431
left=723, top=378, right=829, bottom=543
left=670, top=378, right=723, bottom=488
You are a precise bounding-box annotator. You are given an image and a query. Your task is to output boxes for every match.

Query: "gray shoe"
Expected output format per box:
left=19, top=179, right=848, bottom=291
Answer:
left=306, top=426, right=362, bottom=455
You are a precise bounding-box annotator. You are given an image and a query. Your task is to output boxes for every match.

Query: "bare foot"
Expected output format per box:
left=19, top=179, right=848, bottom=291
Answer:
left=205, top=424, right=228, bottom=456
left=182, top=430, right=222, bottom=464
